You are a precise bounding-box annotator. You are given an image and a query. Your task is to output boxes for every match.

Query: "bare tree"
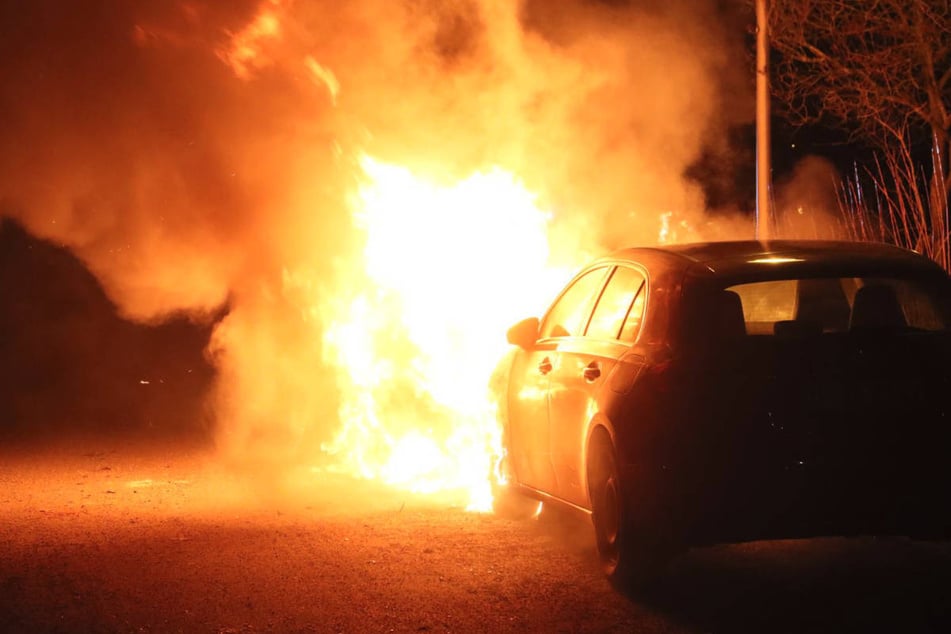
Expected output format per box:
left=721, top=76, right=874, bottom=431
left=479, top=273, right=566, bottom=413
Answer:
left=769, top=0, right=951, bottom=266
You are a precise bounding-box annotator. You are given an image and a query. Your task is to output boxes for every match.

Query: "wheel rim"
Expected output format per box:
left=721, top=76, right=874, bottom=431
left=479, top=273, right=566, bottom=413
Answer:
left=602, top=476, right=620, bottom=546
left=593, top=447, right=622, bottom=571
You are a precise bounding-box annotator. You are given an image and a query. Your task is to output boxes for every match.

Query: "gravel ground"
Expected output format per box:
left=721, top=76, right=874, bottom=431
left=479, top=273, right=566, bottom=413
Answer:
left=1, top=434, right=950, bottom=633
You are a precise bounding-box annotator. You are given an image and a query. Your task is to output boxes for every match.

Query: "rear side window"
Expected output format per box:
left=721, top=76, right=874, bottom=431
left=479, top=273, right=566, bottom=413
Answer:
left=730, top=280, right=797, bottom=333
left=539, top=268, right=608, bottom=339
left=586, top=266, right=646, bottom=341
left=620, top=287, right=647, bottom=342
left=855, top=277, right=948, bottom=331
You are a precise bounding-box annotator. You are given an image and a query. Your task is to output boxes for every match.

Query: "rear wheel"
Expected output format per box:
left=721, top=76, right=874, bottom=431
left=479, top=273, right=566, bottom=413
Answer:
left=590, top=437, right=625, bottom=576
left=589, top=434, right=672, bottom=589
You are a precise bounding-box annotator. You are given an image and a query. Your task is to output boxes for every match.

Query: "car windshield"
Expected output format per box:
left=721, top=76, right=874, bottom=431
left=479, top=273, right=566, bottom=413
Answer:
left=725, top=276, right=951, bottom=335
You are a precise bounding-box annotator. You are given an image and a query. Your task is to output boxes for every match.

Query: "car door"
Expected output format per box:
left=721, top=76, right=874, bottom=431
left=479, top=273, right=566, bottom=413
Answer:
left=507, top=267, right=610, bottom=494
left=548, top=265, right=647, bottom=507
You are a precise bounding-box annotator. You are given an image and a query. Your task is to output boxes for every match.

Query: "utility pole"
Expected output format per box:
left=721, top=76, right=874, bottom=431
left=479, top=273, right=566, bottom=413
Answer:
left=755, top=0, right=772, bottom=240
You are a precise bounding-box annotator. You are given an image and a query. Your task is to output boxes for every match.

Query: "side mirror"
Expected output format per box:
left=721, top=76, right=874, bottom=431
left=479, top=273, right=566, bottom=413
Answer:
left=506, top=317, right=540, bottom=350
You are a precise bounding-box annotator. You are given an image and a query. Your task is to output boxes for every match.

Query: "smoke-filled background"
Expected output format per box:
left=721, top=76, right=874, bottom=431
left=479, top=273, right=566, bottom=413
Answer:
left=0, top=0, right=761, bottom=477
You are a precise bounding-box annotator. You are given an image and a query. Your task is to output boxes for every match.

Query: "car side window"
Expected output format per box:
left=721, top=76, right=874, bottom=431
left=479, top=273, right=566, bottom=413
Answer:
left=857, top=277, right=949, bottom=331
left=539, top=268, right=608, bottom=339
left=619, top=284, right=647, bottom=342
left=586, top=266, right=646, bottom=341
left=722, top=276, right=951, bottom=335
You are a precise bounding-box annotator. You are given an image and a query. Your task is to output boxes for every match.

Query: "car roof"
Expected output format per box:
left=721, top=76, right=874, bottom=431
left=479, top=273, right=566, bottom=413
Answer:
left=604, top=240, right=946, bottom=281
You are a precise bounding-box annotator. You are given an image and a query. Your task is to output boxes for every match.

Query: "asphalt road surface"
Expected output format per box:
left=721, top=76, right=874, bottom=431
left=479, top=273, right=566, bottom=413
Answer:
left=2, top=434, right=950, bottom=633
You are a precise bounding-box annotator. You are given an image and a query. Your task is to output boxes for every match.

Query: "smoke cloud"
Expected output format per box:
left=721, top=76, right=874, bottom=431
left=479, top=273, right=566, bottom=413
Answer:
left=0, top=1, right=752, bottom=465
left=773, top=155, right=845, bottom=239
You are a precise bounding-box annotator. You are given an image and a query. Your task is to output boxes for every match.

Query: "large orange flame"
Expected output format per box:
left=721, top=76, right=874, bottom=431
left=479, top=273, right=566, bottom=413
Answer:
left=320, top=155, right=576, bottom=510
left=217, top=0, right=286, bottom=79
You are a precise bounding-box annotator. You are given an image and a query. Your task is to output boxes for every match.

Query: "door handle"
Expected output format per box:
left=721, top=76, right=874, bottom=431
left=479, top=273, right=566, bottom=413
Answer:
left=583, top=362, right=601, bottom=382
left=538, top=357, right=553, bottom=375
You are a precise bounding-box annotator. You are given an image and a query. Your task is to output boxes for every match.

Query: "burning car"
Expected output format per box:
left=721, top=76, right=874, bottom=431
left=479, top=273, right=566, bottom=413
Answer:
left=493, top=240, right=951, bottom=586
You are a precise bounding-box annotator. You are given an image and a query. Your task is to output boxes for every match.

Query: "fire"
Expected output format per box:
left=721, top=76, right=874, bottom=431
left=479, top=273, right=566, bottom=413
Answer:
left=217, top=0, right=286, bottom=79
left=320, top=155, right=573, bottom=511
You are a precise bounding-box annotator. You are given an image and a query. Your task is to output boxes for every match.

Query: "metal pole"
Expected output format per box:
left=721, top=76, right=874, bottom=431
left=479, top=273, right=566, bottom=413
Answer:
left=755, top=0, right=771, bottom=240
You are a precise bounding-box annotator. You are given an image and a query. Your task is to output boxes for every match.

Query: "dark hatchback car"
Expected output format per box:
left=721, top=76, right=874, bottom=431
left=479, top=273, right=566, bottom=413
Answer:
left=493, top=240, right=951, bottom=586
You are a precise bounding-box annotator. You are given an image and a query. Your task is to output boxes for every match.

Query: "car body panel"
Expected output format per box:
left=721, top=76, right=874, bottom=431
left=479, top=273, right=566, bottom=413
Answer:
left=506, top=342, right=556, bottom=492
left=549, top=336, right=627, bottom=506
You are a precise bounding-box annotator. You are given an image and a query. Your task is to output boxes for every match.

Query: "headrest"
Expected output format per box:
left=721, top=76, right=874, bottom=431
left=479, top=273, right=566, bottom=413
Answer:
left=713, top=290, right=747, bottom=339
left=849, top=284, right=906, bottom=330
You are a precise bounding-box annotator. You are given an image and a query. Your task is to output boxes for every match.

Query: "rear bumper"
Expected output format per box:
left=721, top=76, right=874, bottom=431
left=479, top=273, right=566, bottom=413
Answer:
left=632, top=461, right=951, bottom=546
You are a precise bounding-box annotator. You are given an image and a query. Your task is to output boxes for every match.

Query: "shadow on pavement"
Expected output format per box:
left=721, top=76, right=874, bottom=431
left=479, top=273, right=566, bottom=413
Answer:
left=527, top=506, right=951, bottom=633
left=641, top=537, right=951, bottom=633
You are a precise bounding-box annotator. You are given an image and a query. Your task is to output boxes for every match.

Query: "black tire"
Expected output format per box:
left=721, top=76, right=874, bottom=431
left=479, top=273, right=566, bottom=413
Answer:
left=588, top=435, right=671, bottom=590
left=589, top=437, right=625, bottom=576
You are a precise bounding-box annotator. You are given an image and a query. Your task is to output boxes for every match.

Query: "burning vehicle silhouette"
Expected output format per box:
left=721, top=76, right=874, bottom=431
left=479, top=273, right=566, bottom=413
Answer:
left=493, top=240, right=951, bottom=586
